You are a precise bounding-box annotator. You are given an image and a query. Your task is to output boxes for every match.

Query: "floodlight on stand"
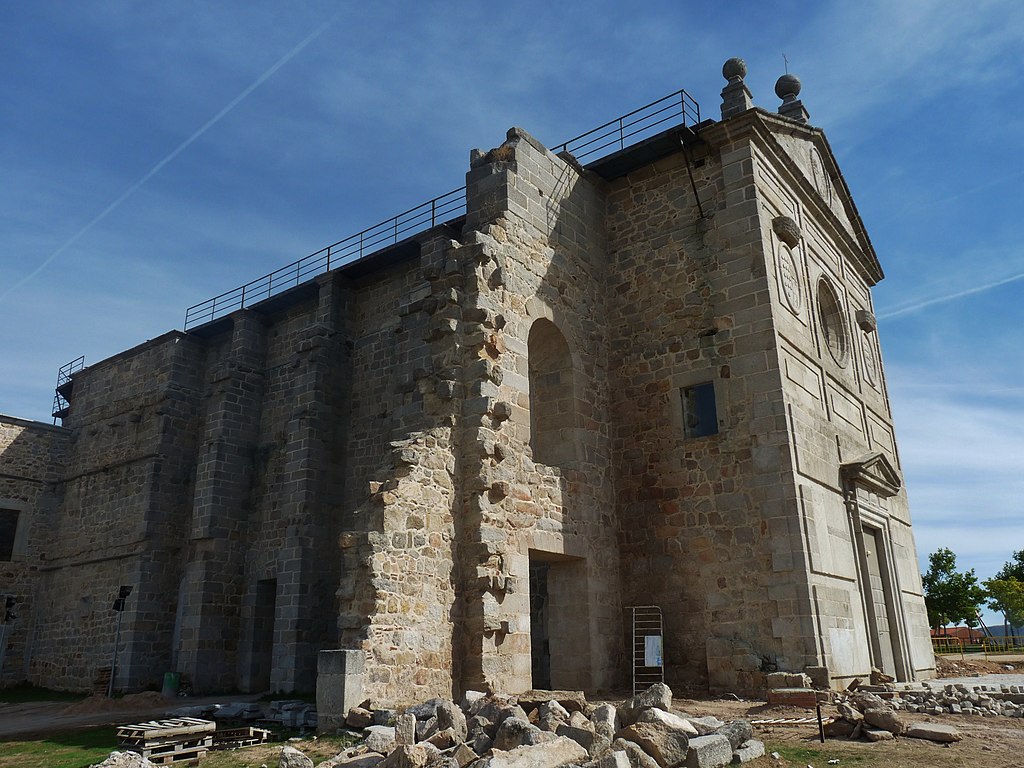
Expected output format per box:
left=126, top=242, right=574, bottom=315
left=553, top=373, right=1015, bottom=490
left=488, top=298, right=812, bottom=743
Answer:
left=108, top=585, right=133, bottom=697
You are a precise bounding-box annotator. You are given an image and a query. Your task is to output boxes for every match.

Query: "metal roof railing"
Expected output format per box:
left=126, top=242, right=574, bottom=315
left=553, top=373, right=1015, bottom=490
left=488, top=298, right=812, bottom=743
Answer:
left=183, top=87, right=701, bottom=331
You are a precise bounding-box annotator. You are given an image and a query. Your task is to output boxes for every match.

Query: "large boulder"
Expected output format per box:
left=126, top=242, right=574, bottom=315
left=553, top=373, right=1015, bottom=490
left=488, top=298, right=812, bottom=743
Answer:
left=685, top=717, right=725, bottom=737
left=492, top=716, right=554, bottom=751
left=620, top=684, right=673, bottom=726
left=537, top=700, right=572, bottom=732
left=848, top=691, right=886, bottom=713
left=365, top=725, right=398, bottom=755
left=904, top=722, right=963, bottom=743
left=635, top=708, right=697, bottom=736
left=436, top=701, right=468, bottom=742
left=732, top=740, right=765, bottom=764
left=280, top=745, right=315, bottom=768
left=714, top=720, right=752, bottom=750
left=478, top=736, right=588, bottom=767
left=681, top=735, right=731, bottom=768
left=615, top=721, right=689, bottom=767
left=591, top=704, right=620, bottom=738
left=863, top=708, right=905, bottom=735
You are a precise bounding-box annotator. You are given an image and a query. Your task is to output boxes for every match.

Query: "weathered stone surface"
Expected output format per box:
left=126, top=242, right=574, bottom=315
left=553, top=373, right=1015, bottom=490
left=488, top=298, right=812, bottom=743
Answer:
left=555, top=722, right=597, bottom=752
left=396, top=713, right=417, bottom=745
left=714, top=721, right=751, bottom=751
left=616, top=721, right=689, bottom=767
left=730, top=740, right=764, bottom=764
left=319, top=753, right=384, bottom=768
left=594, top=751, right=632, bottom=768
left=280, top=745, right=315, bottom=768
left=378, top=743, right=444, bottom=768
left=862, top=726, right=894, bottom=742
left=592, top=704, right=620, bottom=738
left=436, top=701, right=468, bottom=742
left=822, top=719, right=856, bottom=738
left=517, top=690, right=588, bottom=714
left=89, top=752, right=156, bottom=768
left=904, top=722, right=963, bottom=743
left=862, top=708, right=904, bottom=735
left=849, top=692, right=886, bottom=712
left=620, top=684, right=673, bottom=726
left=636, top=708, right=697, bottom=736
left=682, top=735, right=730, bottom=768
left=480, top=736, right=588, bottom=767
left=365, top=725, right=398, bottom=754
left=406, top=698, right=446, bottom=721
left=449, top=743, right=478, bottom=768
left=686, top=717, right=726, bottom=737
left=538, top=700, right=572, bottom=731
left=610, top=739, right=661, bottom=768
left=348, top=707, right=376, bottom=729
left=493, top=717, right=553, bottom=750
left=425, top=728, right=458, bottom=749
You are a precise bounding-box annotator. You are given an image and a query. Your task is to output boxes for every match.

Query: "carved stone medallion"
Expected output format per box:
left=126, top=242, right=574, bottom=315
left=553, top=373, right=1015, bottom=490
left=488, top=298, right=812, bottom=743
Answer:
left=863, top=336, right=879, bottom=386
left=809, top=147, right=833, bottom=206
left=778, top=242, right=802, bottom=312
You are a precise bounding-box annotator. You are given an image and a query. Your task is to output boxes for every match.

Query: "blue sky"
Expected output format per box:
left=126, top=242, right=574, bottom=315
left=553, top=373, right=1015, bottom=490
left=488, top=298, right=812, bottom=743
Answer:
left=2, top=1, right=1022, bottom=618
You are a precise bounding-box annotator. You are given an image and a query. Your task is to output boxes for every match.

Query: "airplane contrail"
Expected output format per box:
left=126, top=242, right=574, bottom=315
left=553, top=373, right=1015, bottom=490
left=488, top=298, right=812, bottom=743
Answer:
left=878, top=271, right=1024, bottom=321
left=0, top=10, right=343, bottom=302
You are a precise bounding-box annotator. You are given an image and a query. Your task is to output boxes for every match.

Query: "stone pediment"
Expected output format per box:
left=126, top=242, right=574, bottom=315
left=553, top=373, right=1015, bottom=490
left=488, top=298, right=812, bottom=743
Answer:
left=700, top=110, right=884, bottom=286
left=841, top=452, right=902, bottom=498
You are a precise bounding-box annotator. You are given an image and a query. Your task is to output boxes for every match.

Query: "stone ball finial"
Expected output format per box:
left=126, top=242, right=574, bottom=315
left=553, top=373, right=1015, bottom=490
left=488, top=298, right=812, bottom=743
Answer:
left=723, top=58, right=747, bottom=82
left=775, top=73, right=802, bottom=101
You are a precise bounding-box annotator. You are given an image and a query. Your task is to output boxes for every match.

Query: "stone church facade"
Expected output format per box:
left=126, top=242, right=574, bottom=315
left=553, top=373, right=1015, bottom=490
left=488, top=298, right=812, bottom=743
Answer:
left=0, top=60, right=935, bottom=704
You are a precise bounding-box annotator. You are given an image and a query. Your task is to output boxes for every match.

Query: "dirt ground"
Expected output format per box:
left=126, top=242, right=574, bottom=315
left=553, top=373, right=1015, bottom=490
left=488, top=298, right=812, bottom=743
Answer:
left=936, top=654, right=1023, bottom=678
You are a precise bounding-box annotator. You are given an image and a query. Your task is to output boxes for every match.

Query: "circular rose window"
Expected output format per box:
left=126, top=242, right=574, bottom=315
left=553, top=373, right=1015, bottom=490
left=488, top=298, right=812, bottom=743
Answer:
left=817, top=279, right=848, bottom=365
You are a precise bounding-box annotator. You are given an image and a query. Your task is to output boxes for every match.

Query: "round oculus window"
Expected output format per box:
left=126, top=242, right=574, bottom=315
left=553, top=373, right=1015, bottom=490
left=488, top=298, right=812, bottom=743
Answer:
left=817, top=279, right=848, bottom=365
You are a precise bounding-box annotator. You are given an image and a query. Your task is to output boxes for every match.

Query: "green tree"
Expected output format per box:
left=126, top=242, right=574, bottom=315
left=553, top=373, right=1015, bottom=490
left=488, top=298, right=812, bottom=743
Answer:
left=984, top=578, right=1024, bottom=638
left=921, top=547, right=986, bottom=632
left=994, top=550, right=1024, bottom=581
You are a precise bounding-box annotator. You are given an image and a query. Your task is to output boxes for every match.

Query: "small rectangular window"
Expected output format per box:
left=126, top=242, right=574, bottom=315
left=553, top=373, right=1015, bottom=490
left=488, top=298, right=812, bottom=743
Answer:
left=682, top=382, right=718, bottom=438
left=0, top=509, right=19, bottom=561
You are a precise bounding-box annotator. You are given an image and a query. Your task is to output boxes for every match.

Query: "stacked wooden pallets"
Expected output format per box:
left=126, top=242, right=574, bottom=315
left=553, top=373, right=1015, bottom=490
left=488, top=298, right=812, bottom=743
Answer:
left=117, top=717, right=215, bottom=765
left=212, top=725, right=272, bottom=749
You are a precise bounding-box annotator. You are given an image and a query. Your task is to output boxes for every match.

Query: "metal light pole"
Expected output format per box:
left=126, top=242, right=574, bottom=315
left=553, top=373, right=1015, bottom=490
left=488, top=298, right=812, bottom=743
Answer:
left=108, top=586, right=132, bottom=698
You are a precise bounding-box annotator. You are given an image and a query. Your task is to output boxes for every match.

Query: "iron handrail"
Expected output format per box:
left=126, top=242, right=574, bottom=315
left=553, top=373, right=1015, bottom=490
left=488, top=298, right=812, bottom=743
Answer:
left=52, top=355, right=85, bottom=422
left=183, top=86, right=701, bottom=331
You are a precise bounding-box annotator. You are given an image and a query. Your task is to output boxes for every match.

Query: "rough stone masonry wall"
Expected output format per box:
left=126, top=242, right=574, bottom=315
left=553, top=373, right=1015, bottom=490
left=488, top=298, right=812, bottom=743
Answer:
left=339, top=236, right=461, bottom=707
left=605, top=133, right=798, bottom=694
left=0, top=416, right=69, bottom=687
left=448, top=128, right=621, bottom=695
left=27, top=332, right=205, bottom=691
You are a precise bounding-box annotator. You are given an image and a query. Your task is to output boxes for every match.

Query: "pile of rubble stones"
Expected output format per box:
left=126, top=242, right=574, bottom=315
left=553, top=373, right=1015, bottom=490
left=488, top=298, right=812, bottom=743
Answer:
left=295, top=683, right=763, bottom=768
left=824, top=689, right=963, bottom=744
left=888, top=682, right=1024, bottom=718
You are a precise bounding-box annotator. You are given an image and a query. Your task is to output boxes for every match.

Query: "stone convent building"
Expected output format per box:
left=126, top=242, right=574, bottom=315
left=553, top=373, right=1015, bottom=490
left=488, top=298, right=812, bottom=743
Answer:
left=0, top=59, right=935, bottom=704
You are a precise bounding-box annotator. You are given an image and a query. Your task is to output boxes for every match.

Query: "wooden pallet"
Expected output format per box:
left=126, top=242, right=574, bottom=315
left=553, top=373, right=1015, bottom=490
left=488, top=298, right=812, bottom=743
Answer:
left=213, top=725, right=272, bottom=749
left=751, top=716, right=837, bottom=726
left=118, top=717, right=215, bottom=764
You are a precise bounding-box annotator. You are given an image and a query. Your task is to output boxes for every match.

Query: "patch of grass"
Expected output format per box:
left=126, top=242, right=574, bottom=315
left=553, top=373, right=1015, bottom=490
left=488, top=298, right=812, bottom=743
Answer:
left=0, top=683, right=87, bottom=704
left=0, top=727, right=361, bottom=768
left=0, top=727, right=117, bottom=768
left=768, top=742, right=870, bottom=764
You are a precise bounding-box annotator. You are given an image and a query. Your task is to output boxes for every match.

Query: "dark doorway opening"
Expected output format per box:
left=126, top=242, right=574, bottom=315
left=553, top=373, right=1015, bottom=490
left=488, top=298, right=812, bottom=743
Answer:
left=529, top=560, right=551, bottom=690
left=249, top=578, right=277, bottom=692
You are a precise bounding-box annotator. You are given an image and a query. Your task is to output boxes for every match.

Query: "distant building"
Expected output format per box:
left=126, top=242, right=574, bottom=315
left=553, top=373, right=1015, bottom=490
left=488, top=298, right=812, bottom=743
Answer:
left=0, top=59, right=935, bottom=703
